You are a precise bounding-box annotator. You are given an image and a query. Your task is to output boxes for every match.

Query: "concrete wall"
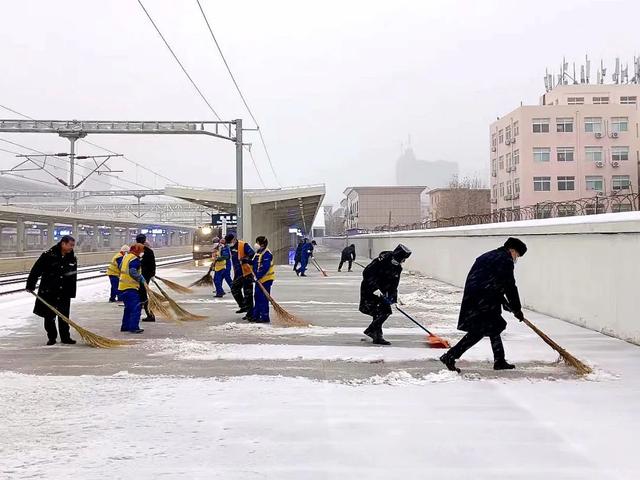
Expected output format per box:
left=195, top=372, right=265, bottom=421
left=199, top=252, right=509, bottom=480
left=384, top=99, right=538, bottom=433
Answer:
left=321, top=212, right=640, bottom=345
left=0, top=245, right=191, bottom=274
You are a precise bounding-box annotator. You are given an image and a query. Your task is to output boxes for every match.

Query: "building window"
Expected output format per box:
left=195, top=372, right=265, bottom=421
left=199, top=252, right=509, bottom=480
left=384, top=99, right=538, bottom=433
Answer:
left=612, top=203, right=633, bottom=212
left=513, top=121, right=519, bottom=136
left=557, top=204, right=577, bottom=217
left=585, top=175, right=604, bottom=192
left=514, top=179, right=520, bottom=195
left=533, top=176, right=551, bottom=191
left=513, top=149, right=519, bottom=164
left=585, top=146, right=603, bottom=162
left=620, top=96, right=637, bottom=105
left=498, top=129, right=504, bottom=144
left=593, top=96, right=609, bottom=104
left=492, top=184, right=498, bottom=199
left=491, top=133, right=497, bottom=148
left=535, top=204, right=553, bottom=219
left=532, top=118, right=550, bottom=133
left=585, top=202, right=606, bottom=215
left=584, top=117, right=602, bottom=133
left=611, top=117, right=628, bottom=133
left=506, top=152, right=512, bottom=168
left=556, top=117, right=574, bottom=132
left=557, top=147, right=574, bottom=162
left=506, top=180, right=513, bottom=196
left=557, top=176, right=575, bottom=191
left=505, top=125, right=512, bottom=141
left=611, top=146, right=629, bottom=161
left=491, top=158, right=497, bottom=175
left=568, top=97, right=584, bottom=105
left=499, top=182, right=505, bottom=197
left=612, top=175, right=631, bottom=191
left=498, top=155, right=504, bottom=170
left=533, top=147, right=550, bottom=162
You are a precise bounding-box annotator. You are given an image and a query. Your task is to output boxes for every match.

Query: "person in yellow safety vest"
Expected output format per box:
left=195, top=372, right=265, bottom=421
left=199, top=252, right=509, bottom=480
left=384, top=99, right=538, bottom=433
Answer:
left=213, top=238, right=230, bottom=298
left=249, top=236, right=275, bottom=323
left=106, top=244, right=130, bottom=302
left=118, top=243, right=146, bottom=334
left=226, top=233, right=256, bottom=319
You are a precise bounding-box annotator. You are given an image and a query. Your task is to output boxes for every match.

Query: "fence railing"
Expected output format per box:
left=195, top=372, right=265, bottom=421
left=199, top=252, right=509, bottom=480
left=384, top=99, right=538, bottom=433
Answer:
left=364, top=192, right=639, bottom=232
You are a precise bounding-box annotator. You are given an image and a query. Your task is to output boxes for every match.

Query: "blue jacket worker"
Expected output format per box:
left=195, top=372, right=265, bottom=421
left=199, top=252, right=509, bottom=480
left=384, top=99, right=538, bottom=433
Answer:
left=118, top=243, right=146, bottom=334
left=213, top=238, right=231, bottom=297
left=296, top=238, right=314, bottom=277
left=106, top=244, right=129, bottom=302
left=226, top=233, right=256, bottom=319
left=250, top=236, right=275, bottom=323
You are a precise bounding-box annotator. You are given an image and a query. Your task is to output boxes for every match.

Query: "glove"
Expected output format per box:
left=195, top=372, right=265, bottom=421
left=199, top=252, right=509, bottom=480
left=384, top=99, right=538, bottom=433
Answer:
left=25, top=287, right=34, bottom=293
left=514, top=310, right=525, bottom=321
left=381, top=295, right=394, bottom=305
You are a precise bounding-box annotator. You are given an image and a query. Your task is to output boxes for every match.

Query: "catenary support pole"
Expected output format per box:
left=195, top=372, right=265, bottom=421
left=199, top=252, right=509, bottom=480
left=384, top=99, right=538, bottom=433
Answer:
left=235, top=119, right=243, bottom=239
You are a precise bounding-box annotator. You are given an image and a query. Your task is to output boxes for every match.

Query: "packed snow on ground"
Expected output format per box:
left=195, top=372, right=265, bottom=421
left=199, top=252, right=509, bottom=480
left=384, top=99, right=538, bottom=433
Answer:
left=0, top=370, right=636, bottom=480
left=208, top=323, right=424, bottom=337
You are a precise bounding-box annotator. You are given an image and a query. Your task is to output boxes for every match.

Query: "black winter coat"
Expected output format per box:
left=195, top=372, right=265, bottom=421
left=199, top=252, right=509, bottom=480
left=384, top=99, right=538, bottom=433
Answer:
left=141, top=245, right=156, bottom=281
left=457, top=246, right=521, bottom=335
left=341, top=245, right=356, bottom=261
left=359, top=251, right=402, bottom=317
left=26, top=243, right=77, bottom=317
left=294, top=243, right=304, bottom=262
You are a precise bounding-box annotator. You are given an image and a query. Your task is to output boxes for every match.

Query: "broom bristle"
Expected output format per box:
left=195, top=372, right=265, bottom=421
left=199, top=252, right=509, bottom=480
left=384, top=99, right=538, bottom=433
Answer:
left=156, top=276, right=194, bottom=294
left=31, top=292, right=132, bottom=348
left=189, top=270, right=214, bottom=288
left=153, top=280, right=207, bottom=321
left=256, top=281, right=309, bottom=327
left=523, top=319, right=592, bottom=375
left=145, top=284, right=180, bottom=322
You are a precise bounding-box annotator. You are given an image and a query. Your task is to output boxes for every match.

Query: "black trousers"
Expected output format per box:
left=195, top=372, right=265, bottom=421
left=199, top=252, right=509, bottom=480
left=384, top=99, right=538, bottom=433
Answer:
left=231, top=275, right=254, bottom=311
left=43, top=297, right=71, bottom=341
left=140, top=275, right=153, bottom=318
left=338, top=258, right=353, bottom=271
left=447, top=331, right=506, bottom=362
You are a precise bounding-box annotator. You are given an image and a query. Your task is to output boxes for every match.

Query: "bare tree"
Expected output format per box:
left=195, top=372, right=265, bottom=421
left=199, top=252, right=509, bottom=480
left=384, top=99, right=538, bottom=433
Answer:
left=448, top=174, right=486, bottom=189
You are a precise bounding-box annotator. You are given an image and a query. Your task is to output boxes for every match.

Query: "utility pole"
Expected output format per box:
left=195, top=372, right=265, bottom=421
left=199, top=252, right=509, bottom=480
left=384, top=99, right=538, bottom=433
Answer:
left=235, top=118, right=243, bottom=239
left=58, top=131, right=87, bottom=189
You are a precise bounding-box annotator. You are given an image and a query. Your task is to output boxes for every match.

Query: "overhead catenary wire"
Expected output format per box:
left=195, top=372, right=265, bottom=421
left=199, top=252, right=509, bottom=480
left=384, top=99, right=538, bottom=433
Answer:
left=137, top=0, right=268, bottom=188
left=0, top=104, right=180, bottom=189
left=195, top=0, right=281, bottom=187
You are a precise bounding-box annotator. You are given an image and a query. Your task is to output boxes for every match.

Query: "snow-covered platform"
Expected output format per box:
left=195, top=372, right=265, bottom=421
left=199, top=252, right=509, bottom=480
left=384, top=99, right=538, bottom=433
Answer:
left=1, top=247, right=638, bottom=479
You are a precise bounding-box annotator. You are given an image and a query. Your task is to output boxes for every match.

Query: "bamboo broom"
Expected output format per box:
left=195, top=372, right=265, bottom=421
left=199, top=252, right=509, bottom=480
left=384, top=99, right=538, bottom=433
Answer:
left=155, top=276, right=194, bottom=294
left=29, top=292, right=132, bottom=348
left=152, top=279, right=207, bottom=321
left=522, top=317, right=592, bottom=375
left=254, top=279, right=310, bottom=327
left=144, top=283, right=180, bottom=323
left=189, top=265, right=214, bottom=288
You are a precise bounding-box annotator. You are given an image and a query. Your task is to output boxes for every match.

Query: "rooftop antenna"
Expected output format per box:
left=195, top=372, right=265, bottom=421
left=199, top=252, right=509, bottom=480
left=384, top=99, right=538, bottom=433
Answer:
left=634, top=56, right=640, bottom=83
left=585, top=54, right=591, bottom=83
left=572, top=62, right=578, bottom=84
left=544, top=69, right=551, bottom=91
left=612, top=57, right=620, bottom=84
left=600, top=59, right=607, bottom=84
left=622, top=63, right=629, bottom=84
left=580, top=64, right=586, bottom=84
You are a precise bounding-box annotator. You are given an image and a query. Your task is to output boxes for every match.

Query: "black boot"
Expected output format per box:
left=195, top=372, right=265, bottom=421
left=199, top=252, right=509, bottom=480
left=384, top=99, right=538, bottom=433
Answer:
left=494, top=359, right=515, bottom=370
left=142, top=316, right=156, bottom=322
left=372, top=334, right=391, bottom=346
left=236, top=308, right=248, bottom=314
left=46, top=339, right=57, bottom=346
left=440, top=353, right=460, bottom=373
left=363, top=325, right=376, bottom=340
left=61, top=338, right=76, bottom=345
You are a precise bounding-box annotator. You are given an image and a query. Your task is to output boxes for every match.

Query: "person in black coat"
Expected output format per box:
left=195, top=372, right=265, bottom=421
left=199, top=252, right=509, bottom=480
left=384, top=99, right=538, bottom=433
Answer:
left=440, top=237, right=527, bottom=373
left=293, top=239, right=303, bottom=272
left=359, top=244, right=412, bottom=345
left=338, top=244, right=356, bottom=272
left=136, top=233, right=157, bottom=322
left=25, top=236, right=78, bottom=345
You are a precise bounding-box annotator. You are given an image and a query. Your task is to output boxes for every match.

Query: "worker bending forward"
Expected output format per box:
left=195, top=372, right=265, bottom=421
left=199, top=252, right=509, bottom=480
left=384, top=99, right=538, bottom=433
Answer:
left=106, top=244, right=129, bottom=302
left=213, top=238, right=230, bottom=298
left=359, top=244, right=412, bottom=345
left=250, top=236, right=275, bottom=323
left=119, top=243, right=146, bottom=334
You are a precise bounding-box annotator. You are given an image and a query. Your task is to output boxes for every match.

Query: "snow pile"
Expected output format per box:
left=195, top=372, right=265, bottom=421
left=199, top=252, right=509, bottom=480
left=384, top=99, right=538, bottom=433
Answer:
left=344, top=369, right=462, bottom=386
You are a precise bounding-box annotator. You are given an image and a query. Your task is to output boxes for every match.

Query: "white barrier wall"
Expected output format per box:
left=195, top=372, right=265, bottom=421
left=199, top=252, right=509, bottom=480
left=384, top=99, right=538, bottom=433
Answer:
left=322, top=212, right=640, bottom=345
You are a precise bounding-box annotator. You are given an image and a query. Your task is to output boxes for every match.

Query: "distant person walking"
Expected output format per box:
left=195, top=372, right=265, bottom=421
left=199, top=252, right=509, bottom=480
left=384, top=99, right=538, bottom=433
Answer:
left=26, top=235, right=78, bottom=345
left=338, top=244, right=356, bottom=272
left=293, top=238, right=304, bottom=272
left=136, top=233, right=156, bottom=322
left=440, top=237, right=527, bottom=373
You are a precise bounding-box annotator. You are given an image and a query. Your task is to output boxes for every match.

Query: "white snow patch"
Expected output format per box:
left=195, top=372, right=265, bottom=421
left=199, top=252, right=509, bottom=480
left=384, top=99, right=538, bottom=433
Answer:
left=344, top=369, right=462, bottom=386
left=208, top=322, right=424, bottom=337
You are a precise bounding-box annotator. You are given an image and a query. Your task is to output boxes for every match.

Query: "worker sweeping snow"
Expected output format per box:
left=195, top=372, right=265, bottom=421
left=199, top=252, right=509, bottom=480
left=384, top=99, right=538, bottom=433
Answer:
left=213, top=238, right=230, bottom=298
left=338, top=244, right=356, bottom=272
left=249, top=236, right=275, bottom=323
left=118, top=243, right=146, bottom=334
left=440, top=237, right=527, bottom=373
left=106, top=244, right=129, bottom=302
left=359, top=244, right=412, bottom=345
left=295, top=238, right=313, bottom=277
left=226, top=233, right=256, bottom=320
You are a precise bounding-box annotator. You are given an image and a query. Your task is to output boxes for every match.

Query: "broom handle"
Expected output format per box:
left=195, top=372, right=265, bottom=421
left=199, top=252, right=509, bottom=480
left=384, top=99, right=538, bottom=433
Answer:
left=395, top=305, right=435, bottom=336
left=28, top=291, right=76, bottom=328
left=522, top=318, right=565, bottom=355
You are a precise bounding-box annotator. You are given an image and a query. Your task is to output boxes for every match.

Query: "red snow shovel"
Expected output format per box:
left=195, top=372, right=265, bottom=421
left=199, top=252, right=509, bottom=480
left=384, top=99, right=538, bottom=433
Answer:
left=395, top=305, right=450, bottom=348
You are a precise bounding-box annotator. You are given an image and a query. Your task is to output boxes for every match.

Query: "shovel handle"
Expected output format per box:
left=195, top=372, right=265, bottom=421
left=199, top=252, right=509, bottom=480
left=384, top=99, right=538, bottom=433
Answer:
left=395, top=305, right=434, bottom=336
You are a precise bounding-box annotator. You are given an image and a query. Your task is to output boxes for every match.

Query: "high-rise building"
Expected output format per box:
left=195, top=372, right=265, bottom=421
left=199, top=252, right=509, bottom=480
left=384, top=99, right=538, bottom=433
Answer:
left=396, top=147, right=458, bottom=189
left=490, top=84, right=639, bottom=215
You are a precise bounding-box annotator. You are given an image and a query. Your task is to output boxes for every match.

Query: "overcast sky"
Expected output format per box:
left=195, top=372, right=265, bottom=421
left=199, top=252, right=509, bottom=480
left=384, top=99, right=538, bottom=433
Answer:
left=1, top=0, right=640, bottom=204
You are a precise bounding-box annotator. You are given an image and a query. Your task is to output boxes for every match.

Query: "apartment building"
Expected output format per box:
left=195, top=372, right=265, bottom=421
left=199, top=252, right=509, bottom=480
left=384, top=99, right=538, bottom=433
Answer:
left=490, top=84, right=639, bottom=215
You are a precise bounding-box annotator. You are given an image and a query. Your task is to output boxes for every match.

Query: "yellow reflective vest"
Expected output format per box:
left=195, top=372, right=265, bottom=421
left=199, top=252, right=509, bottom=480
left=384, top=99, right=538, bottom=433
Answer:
left=118, top=253, right=141, bottom=291
left=254, top=249, right=275, bottom=284
left=106, top=252, right=124, bottom=277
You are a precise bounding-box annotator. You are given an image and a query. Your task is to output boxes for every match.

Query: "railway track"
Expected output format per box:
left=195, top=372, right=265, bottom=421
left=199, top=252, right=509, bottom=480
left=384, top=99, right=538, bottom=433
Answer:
left=0, top=255, right=193, bottom=296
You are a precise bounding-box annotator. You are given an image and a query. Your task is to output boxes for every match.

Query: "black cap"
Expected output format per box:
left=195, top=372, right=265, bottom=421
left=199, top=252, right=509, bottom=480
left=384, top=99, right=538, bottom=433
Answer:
left=224, top=233, right=235, bottom=244
left=136, top=233, right=146, bottom=244
left=392, top=244, right=412, bottom=262
left=504, top=237, right=527, bottom=256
